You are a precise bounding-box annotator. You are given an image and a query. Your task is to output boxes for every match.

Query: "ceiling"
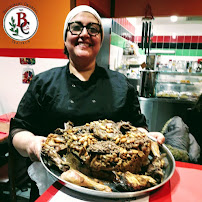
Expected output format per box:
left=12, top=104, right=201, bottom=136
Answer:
left=126, top=16, right=202, bottom=36
left=127, top=16, right=202, bottom=27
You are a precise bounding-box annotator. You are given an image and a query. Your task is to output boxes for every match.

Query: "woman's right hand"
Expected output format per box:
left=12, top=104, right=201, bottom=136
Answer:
left=13, top=131, right=46, bottom=161
left=26, top=135, right=47, bottom=161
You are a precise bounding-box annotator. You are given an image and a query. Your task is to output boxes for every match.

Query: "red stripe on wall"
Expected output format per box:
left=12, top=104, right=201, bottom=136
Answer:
left=114, top=18, right=135, bottom=35
left=0, top=48, right=67, bottom=59
left=135, top=36, right=202, bottom=43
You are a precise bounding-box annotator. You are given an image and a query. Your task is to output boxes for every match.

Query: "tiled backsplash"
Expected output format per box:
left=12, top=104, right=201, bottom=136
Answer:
left=137, top=35, right=202, bottom=56
left=111, top=18, right=202, bottom=57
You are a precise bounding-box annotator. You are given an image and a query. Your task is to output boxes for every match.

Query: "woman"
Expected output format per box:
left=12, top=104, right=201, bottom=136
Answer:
left=10, top=5, right=164, bottom=196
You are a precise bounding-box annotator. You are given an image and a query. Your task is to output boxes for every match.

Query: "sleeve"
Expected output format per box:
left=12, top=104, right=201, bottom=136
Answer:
left=10, top=75, right=47, bottom=136
left=126, top=80, right=148, bottom=129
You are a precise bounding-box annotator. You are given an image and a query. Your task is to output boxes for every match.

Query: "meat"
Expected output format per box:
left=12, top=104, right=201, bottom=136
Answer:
left=60, top=169, right=112, bottom=192
left=41, top=133, right=69, bottom=172
left=42, top=120, right=151, bottom=174
left=114, top=171, right=157, bottom=191
left=41, top=119, right=165, bottom=192
left=88, top=141, right=120, bottom=154
left=147, top=141, right=165, bottom=183
left=150, top=141, right=161, bottom=157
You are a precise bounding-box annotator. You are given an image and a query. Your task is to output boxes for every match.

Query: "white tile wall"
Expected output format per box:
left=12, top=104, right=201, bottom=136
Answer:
left=0, top=57, right=68, bottom=115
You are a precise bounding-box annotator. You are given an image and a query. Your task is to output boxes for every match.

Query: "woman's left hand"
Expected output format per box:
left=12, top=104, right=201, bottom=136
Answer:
left=148, top=132, right=165, bottom=144
left=137, top=128, right=165, bottom=144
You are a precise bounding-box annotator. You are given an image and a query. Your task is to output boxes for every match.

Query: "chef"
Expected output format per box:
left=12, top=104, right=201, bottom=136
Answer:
left=10, top=5, right=164, bottom=201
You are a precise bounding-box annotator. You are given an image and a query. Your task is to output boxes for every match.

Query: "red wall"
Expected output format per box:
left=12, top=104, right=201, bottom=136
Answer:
left=76, top=0, right=111, bottom=17
left=76, top=0, right=202, bottom=18
left=114, top=0, right=202, bottom=17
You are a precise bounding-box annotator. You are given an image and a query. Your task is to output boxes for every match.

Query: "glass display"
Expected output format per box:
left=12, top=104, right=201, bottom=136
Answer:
left=155, top=72, right=202, bottom=100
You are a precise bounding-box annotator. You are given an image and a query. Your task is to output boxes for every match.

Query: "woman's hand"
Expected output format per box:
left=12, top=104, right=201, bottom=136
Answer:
left=13, top=131, right=46, bottom=161
left=26, top=136, right=47, bottom=161
left=147, top=132, right=165, bottom=144
left=137, top=127, right=165, bottom=144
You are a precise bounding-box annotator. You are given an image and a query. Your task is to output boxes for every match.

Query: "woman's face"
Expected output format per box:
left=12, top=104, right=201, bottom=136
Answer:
left=65, top=12, right=102, bottom=64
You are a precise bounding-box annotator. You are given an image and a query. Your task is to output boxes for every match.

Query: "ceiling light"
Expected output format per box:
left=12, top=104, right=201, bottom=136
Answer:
left=170, top=15, right=178, bottom=22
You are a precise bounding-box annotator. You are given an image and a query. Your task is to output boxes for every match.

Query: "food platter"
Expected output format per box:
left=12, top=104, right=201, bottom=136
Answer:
left=40, top=140, right=175, bottom=199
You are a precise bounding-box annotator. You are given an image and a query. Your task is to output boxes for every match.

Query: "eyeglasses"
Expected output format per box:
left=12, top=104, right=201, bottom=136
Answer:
left=67, top=21, right=101, bottom=36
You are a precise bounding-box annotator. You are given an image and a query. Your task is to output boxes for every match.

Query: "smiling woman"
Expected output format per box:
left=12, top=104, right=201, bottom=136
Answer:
left=65, top=11, right=102, bottom=75
left=10, top=5, right=164, bottom=201
left=63, top=5, right=104, bottom=78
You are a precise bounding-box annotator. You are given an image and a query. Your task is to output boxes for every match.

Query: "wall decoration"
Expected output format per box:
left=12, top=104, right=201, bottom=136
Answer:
left=20, top=57, right=35, bottom=65
left=20, top=57, right=35, bottom=83
left=3, top=5, right=39, bottom=41
left=22, top=67, right=34, bottom=84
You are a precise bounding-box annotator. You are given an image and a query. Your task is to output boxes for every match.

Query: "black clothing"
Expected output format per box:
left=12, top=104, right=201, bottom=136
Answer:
left=187, top=108, right=202, bottom=164
left=9, top=63, right=147, bottom=199
left=10, top=63, right=147, bottom=137
left=29, top=180, right=39, bottom=202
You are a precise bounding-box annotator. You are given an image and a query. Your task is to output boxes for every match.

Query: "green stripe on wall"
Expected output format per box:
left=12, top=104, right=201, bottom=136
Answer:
left=111, top=32, right=127, bottom=49
left=111, top=32, right=202, bottom=56
left=139, top=48, right=202, bottom=56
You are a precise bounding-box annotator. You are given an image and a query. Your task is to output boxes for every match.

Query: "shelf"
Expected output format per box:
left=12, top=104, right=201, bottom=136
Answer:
left=157, top=72, right=202, bottom=76
left=156, top=82, right=195, bottom=85
left=122, top=55, right=138, bottom=57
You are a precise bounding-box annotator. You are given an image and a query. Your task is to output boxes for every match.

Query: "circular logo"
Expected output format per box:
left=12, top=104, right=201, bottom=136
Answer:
left=3, top=5, right=38, bottom=41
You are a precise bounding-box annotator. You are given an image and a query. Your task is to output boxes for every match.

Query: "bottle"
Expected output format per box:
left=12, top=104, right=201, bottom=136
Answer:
left=189, top=61, right=192, bottom=73
left=156, top=55, right=161, bottom=69
left=196, top=66, right=201, bottom=72
left=168, top=59, right=172, bottom=71
left=197, top=61, right=202, bottom=72
left=192, top=61, right=198, bottom=73
left=196, top=62, right=201, bottom=72
left=186, top=61, right=189, bottom=72
left=130, top=44, right=134, bottom=55
left=177, top=60, right=184, bottom=72
left=172, top=60, right=176, bottom=72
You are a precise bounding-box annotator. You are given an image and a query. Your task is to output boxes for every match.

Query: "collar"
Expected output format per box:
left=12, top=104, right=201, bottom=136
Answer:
left=66, top=62, right=100, bottom=84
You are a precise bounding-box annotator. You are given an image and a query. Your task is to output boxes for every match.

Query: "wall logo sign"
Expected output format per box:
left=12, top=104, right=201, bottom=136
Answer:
left=3, top=5, right=38, bottom=41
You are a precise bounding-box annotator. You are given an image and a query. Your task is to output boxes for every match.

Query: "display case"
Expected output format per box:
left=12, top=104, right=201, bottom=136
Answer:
left=155, top=72, right=202, bottom=100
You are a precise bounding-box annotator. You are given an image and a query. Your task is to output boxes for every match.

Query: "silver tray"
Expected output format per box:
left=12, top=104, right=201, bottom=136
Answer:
left=40, top=141, right=175, bottom=199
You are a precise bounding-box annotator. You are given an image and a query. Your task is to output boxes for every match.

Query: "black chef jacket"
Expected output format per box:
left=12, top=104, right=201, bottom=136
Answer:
left=10, top=63, right=147, bottom=137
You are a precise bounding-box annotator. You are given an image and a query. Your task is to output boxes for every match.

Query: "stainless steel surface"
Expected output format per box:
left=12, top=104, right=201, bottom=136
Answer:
left=40, top=143, right=175, bottom=199
left=96, top=18, right=112, bottom=69
left=139, top=70, right=158, bottom=98
left=139, top=97, right=196, bottom=104
left=139, top=97, right=196, bottom=131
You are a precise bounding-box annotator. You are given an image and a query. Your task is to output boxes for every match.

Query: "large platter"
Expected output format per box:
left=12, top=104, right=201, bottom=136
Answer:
left=40, top=140, right=175, bottom=199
